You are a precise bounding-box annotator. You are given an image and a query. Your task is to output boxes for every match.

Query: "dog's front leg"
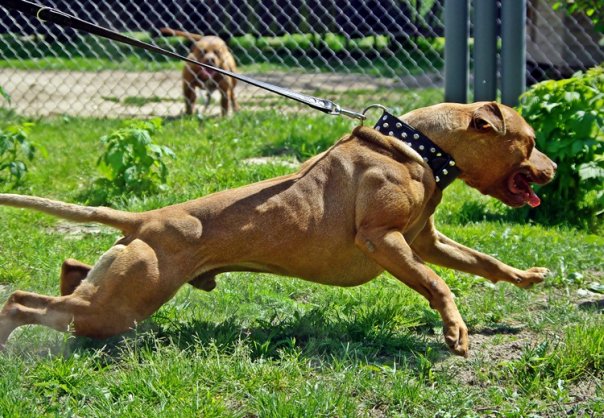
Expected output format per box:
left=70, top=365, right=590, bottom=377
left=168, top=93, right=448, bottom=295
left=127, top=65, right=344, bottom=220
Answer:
left=412, top=218, right=549, bottom=288
left=355, top=227, right=469, bottom=356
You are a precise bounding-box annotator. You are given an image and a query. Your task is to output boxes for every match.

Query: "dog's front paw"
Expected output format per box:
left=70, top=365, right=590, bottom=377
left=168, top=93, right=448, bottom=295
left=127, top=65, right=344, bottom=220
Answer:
left=514, top=267, right=550, bottom=288
left=444, top=319, right=469, bottom=357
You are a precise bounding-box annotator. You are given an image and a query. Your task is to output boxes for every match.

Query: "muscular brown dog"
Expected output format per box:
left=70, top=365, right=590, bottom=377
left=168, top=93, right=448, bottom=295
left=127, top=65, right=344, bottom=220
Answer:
left=0, top=102, right=556, bottom=356
left=160, top=28, right=239, bottom=116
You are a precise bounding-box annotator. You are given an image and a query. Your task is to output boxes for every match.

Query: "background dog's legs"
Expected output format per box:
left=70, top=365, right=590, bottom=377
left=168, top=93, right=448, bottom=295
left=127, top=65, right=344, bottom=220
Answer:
left=60, top=259, right=91, bottom=296
left=355, top=228, right=469, bottom=356
left=182, top=67, right=198, bottom=115
left=219, top=89, right=229, bottom=116
left=203, top=91, right=212, bottom=114
left=412, top=218, right=549, bottom=287
left=230, top=86, right=239, bottom=113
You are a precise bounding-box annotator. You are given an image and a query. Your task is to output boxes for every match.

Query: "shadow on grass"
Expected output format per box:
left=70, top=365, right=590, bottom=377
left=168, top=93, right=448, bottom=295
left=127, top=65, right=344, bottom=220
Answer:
left=64, top=306, right=449, bottom=367
left=59, top=304, right=530, bottom=372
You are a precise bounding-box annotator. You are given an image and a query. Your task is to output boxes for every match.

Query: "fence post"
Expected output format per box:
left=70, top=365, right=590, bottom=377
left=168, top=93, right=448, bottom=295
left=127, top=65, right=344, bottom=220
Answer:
left=501, top=0, right=527, bottom=106
left=473, top=1, right=497, bottom=101
left=444, top=0, right=469, bottom=103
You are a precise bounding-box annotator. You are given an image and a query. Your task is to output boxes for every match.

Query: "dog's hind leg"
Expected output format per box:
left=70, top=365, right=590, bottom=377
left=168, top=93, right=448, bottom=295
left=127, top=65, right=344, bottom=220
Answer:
left=60, top=259, right=91, bottom=296
left=0, top=291, right=76, bottom=347
left=1, top=239, right=180, bottom=348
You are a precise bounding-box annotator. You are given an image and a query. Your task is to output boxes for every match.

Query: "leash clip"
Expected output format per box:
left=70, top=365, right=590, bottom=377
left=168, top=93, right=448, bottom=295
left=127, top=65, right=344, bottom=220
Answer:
left=35, top=6, right=52, bottom=22
left=360, top=104, right=389, bottom=125
left=331, top=105, right=367, bottom=121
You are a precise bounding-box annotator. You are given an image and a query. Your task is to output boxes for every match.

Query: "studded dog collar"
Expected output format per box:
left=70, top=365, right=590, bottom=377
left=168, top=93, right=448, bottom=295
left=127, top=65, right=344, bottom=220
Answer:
left=374, top=111, right=460, bottom=189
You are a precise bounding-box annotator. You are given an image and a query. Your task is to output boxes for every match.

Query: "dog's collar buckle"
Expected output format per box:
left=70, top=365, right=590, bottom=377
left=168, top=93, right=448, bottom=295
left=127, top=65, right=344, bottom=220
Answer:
left=373, top=110, right=460, bottom=190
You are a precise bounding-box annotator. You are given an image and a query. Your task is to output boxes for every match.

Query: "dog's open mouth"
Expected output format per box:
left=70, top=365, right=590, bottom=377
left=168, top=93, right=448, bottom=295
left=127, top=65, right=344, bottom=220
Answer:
left=508, top=170, right=541, bottom=207
left=201, top=66, right=216, bottom=78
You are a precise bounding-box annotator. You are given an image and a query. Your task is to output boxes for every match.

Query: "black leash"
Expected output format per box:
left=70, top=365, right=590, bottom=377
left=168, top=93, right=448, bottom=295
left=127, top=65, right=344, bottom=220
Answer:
left=1, top=0, right=461, bottom=189
left=0, top=0, right=366, bottom=120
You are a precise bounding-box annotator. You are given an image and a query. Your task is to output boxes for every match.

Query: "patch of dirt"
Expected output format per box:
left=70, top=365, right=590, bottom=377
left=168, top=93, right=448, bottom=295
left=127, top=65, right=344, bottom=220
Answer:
left=242, top=156, right=300, bottom=169
left=0, top=69, right=442, bottom=118
left=48, top=220, right=115, bottom=239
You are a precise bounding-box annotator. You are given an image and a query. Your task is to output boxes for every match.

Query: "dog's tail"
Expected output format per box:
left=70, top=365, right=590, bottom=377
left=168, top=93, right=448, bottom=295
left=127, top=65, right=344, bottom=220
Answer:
left=160, top=27, right=204, bottom=41
left=0, top=194, right=141, bottom=234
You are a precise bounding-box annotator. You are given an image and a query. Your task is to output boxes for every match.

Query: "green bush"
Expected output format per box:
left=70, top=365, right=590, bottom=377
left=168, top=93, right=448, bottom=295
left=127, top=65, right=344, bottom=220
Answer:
left=0, top=121, right=36, bottom=187
left=92, top=118, right=175, bottom=202
left=518, top=66, right=604, bottom=230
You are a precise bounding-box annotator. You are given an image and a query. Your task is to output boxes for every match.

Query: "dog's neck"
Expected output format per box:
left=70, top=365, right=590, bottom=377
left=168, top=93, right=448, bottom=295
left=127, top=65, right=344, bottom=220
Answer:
left=374, top=111, right=460, bottom=189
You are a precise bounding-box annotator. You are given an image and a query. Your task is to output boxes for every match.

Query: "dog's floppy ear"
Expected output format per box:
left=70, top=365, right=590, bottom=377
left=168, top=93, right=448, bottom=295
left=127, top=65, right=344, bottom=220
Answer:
left=471, top=102, right=506, bottom=135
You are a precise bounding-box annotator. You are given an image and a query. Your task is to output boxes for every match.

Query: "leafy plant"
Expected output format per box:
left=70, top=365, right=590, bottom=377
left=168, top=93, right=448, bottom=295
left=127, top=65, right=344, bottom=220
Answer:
left=517, top=66, right=604, bottom=230
left=0, top=121, right=36, bottom=186
left=92, top=118, right=174, bottom=201
left=0, top=85, right=10, bottom=103
left=553, top=0, right=603, bottom=33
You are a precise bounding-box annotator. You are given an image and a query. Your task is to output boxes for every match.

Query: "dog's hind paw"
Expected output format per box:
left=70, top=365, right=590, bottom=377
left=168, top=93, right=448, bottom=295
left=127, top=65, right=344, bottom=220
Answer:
left=0, top=317, right=13, bottom=349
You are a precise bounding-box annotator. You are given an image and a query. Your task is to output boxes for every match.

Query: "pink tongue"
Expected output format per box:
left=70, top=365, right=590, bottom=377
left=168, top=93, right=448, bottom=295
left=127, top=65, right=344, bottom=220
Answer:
left=527, top=189, right=541, bottom=207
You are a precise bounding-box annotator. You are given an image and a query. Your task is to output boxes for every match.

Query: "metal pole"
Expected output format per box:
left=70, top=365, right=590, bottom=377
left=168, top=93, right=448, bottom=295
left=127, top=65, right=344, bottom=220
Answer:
left=501, top=0, right=527, bottom=106
left=473, top=0, right=497, bottom=101
left=444, top=0, right=469, bottom=103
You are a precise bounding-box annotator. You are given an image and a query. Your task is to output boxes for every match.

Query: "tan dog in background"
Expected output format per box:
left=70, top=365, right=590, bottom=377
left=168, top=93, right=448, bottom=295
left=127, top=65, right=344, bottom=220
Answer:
left=160, top=28, right=239, bottom=116
left=0, top=102, right=556, bottom=356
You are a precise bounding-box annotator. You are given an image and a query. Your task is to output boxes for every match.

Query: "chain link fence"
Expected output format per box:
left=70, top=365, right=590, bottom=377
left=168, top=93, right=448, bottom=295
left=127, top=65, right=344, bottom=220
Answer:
left=0, top=0, right=602, bottom=118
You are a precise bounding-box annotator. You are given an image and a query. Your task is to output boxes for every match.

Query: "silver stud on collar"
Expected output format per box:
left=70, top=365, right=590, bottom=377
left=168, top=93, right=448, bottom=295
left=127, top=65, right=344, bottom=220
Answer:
left=389, top=131, right=394, bottom=136
left=383, top=122, right=389, bottom=128
left=443, top=169, right=448, bottom=175
left=419, top=145, right=425, bottom=150
left=396, top=122, right=402, bottom=128
left=413, top=133, right=420, bottom=140
left=376, top=126, right=380, bottom=131
left=435, top=176, right=440, bottom=182
left=449, top=161, right=456, bottom=166
left=423, top=157, right=428, bottom=162
left=430, top=147, right=436, bottom=153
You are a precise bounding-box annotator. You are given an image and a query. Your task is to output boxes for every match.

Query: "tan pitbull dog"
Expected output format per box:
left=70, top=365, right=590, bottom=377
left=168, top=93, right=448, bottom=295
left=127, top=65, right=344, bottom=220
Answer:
left=160, top=28, right=239, bottom=116
left=0, top=102, right=556, bottom=356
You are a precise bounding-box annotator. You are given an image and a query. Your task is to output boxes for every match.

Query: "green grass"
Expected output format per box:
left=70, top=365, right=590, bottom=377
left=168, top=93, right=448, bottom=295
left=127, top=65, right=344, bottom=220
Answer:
left=0, top=108, right=602, bottom=416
